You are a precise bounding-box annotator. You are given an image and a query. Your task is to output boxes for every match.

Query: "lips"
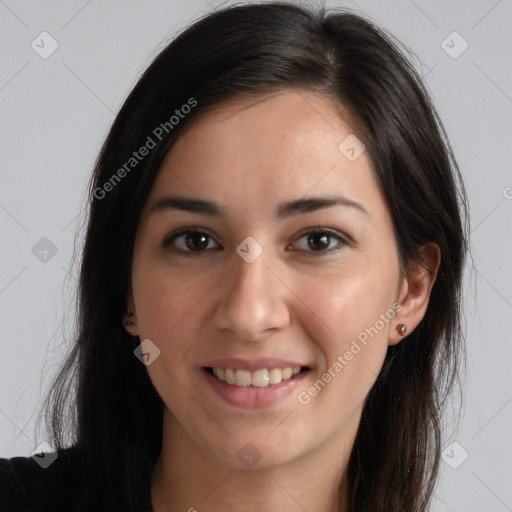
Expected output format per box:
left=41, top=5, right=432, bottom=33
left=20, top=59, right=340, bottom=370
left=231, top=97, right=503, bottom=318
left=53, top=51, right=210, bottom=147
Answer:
left=201, top=358, right=311, bottom=407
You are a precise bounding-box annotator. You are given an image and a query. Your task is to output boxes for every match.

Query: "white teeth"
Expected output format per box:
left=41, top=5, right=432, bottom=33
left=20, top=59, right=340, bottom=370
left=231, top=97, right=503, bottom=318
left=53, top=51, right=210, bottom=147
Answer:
left=225, top=368, right=235, bottom=385
left=251, top=369, right=269, bottom=387
left=268, top=368, right=282, bottom=385
left=211, top=366, right=302, bottom=388
left=281, top=367, right=293, bottom=380
left=235, top=369, right=252, bottom=387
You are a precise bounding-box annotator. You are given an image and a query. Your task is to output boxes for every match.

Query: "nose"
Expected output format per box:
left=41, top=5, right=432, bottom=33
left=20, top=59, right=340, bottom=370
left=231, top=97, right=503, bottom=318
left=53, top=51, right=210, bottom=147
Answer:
left=213, top=244, right=290, bottom=343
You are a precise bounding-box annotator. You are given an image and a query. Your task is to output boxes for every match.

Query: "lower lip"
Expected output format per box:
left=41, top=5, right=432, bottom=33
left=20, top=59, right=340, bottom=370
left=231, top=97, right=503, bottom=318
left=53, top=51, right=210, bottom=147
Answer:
left=202, top=368, right=309, bottom=408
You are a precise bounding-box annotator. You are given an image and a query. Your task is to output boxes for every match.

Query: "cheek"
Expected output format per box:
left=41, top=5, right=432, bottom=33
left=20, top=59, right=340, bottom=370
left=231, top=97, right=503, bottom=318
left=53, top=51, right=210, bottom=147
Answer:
left=131, top=267, right=204, bottom=405
left=131, top=258, right=219, bottom=389
left=300, top=257, right=399, bottom=390
left=132, top=256, right=202, bottom=337
left=310, top=266, right=397, bottom=337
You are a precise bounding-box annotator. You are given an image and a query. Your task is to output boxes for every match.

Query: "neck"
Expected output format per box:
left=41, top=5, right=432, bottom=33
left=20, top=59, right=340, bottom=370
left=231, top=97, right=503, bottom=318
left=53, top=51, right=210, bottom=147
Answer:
left=151, top=410, right=353, bottom=512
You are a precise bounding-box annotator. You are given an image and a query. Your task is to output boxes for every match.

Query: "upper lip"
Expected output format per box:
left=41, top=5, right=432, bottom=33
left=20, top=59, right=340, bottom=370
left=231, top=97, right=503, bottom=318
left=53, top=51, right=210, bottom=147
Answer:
left=202, top=358, right=310, bottom=371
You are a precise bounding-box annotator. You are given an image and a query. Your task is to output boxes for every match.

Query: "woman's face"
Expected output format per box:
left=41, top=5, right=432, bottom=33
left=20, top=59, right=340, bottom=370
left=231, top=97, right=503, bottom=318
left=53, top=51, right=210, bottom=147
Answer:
left=128, top=89, right=406, bottom=469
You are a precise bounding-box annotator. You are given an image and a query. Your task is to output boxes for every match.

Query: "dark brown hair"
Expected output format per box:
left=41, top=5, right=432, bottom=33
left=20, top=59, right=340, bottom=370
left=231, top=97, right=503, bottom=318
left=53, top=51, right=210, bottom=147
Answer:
left=43, top=3, right=468, bottom=511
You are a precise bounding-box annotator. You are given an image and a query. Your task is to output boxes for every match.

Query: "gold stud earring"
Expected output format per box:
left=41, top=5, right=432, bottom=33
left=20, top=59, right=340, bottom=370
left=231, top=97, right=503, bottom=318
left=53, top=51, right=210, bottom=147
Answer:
left=397, top=323, right=407, bottom=336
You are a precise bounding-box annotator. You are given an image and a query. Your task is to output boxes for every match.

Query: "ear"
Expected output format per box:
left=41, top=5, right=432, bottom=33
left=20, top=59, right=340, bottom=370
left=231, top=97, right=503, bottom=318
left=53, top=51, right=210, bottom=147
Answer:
left=123, top=295, right=140, bottom=337
left=389, top=243, right=441, bottom=346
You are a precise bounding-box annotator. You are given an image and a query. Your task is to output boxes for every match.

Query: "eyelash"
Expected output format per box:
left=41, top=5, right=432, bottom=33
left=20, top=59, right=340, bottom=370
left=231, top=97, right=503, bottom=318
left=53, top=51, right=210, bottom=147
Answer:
left=161, top=225, right=350, bottom=258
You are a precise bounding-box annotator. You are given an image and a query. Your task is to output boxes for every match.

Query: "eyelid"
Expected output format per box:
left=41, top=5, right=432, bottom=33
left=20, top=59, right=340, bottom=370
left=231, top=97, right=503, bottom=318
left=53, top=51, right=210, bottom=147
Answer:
left=290, top=226, right=351, bottom=255
left=294, top=225, right=351, bottom=245
left=161, top=226, right=220, bottom=250
left=161, top=225, right=351, bottom=256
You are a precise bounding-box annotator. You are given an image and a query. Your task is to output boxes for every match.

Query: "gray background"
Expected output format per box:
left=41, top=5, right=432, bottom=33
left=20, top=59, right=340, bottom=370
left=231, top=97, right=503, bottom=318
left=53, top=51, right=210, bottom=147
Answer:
left=1, top=0, right=511, bottom=510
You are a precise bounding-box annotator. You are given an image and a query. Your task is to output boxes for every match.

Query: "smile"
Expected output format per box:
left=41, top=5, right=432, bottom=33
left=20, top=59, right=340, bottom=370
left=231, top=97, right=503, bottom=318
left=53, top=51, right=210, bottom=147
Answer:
left=202, top=360, right=311, bottom=408
left=208, top=366, right=304, bottom=388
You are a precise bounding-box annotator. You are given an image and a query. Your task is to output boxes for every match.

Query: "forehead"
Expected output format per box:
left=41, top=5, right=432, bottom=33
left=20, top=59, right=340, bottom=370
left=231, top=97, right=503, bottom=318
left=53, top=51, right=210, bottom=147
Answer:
left=145, top=89, right=384, bottom=222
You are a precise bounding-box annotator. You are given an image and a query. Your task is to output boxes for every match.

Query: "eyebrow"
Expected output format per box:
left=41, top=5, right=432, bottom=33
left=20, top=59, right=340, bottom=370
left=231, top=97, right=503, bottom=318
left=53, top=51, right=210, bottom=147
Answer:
left=148, top=194, right=369, bottom=219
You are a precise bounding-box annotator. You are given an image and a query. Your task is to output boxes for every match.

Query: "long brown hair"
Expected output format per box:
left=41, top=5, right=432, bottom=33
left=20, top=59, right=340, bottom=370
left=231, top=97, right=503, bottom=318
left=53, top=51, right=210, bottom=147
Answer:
left=43, top=3, right=468, bottom=510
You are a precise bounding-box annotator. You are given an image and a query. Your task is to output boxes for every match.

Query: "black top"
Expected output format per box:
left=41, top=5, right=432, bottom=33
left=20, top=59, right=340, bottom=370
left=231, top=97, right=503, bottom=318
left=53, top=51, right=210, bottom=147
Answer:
left=0, top=449, right=80, bottom=511
left=0, top=447, right=153, bottom=511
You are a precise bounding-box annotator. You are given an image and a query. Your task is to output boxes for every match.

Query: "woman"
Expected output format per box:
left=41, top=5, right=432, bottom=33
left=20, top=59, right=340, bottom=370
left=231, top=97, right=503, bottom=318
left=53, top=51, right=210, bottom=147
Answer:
left=0, top=2, right=468, bottom=511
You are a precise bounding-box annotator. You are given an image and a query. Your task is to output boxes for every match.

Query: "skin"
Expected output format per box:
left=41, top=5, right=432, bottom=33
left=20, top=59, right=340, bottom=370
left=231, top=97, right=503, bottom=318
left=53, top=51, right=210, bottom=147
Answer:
left=124, top=89, right=440, bottom=512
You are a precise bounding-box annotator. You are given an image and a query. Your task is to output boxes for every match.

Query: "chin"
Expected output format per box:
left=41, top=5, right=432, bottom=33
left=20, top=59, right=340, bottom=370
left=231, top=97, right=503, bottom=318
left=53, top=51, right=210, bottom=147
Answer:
left=204, top=434, right=306, bottom=471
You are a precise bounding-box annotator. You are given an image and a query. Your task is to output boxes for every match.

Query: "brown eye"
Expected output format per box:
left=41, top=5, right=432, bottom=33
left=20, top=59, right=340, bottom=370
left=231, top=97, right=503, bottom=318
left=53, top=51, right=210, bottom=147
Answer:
left=291, top=228, right=348, bottom=256
left=162, top=228, right=220, bottom=255
left=181, top=232, right=209, bottom=251
left=162, top=226, right=348, bottom=258
left=307, top=232, right=330, bottom=251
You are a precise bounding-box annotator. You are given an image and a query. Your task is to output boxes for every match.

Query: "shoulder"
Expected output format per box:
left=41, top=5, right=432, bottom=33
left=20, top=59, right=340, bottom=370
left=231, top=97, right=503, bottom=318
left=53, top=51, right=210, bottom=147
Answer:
left=0, top=447, right=83, bottom=511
